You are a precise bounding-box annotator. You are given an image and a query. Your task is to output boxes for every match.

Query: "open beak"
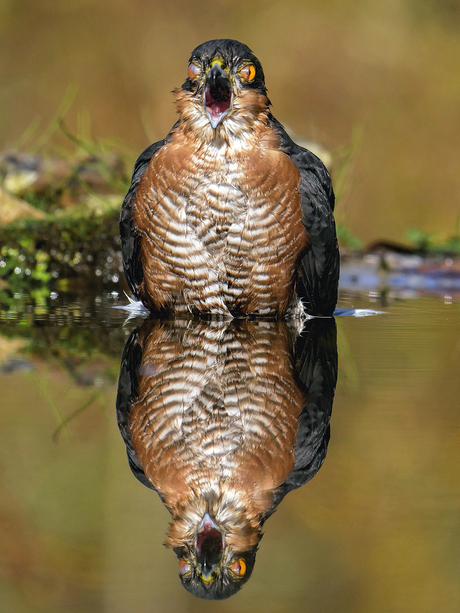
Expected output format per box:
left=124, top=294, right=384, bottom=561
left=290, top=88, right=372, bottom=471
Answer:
left=204, top=60, right=233, bottom=129
left=196, top=513, right=224, bottom=580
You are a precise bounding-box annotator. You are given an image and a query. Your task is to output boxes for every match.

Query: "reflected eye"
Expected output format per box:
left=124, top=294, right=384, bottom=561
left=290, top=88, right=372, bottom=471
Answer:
left=179, top=559, right=191, bottom=575
left=229, top=558, right=246, bottom=577
left=238, top=64, right=256, bottom=82
left=188, top=63, right=201, bottom=80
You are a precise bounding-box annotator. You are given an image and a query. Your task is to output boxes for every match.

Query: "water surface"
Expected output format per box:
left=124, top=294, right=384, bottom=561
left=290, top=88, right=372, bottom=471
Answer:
left=0, top=290, right=459, bottom=612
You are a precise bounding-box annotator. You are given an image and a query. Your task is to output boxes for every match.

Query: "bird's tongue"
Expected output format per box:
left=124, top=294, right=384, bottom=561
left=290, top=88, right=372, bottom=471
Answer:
left=205, top=82, right=232, bottom=123
left=196, top=521, right=223, bottom=557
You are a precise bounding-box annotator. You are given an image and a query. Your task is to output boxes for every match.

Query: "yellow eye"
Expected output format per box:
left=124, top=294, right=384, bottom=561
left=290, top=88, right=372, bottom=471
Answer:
left=179, top=559, right=191, bottom=575
left=239, top=64, right=256, bottom=82
left=229, top=558, right=246, bottom=577
left=188, top=63, right=201, bottom=80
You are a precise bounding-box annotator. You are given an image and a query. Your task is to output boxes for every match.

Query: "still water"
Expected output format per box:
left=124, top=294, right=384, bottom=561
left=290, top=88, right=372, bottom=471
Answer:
left=0, top=290, right=459, bottom=612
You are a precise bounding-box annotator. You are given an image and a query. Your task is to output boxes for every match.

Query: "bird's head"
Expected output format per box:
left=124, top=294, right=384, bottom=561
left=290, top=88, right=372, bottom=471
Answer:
left=165, top=496, right=263, bottom=599
left=174, top=39, right=270, bottom=140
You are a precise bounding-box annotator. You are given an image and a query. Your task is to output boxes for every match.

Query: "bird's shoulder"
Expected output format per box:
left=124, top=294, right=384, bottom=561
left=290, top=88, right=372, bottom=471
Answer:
left=128, top=134, right=173, bottom=191
left=119, top=131, right=174, bottom=299
left=267, top=114, right=339, bottom=316
left=267, top=113, right=335, bottom=211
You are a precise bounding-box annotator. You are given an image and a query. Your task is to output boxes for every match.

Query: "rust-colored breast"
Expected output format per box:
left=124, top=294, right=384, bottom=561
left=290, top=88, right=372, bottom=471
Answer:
left=133, top=125, right=309, bottom=316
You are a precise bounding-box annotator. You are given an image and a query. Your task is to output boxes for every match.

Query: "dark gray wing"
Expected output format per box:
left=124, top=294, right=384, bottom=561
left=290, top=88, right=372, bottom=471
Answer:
left=269, top=115, right=340, bottom=316
left=119, top=138, right=168, bottom=298
left=116, top=325, right=157, bottom=492
left=265, top=317, right=338, bottom=518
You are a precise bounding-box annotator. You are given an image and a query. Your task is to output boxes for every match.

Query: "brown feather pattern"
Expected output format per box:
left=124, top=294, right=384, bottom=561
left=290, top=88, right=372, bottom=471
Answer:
left=133, top=88, right=309, bottom=316
left=128, top=319, right=306, bottom=552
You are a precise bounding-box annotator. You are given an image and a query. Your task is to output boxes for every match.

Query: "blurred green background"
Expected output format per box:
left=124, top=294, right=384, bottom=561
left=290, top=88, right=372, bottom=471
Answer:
left=1, top=0, right=459, bottom=245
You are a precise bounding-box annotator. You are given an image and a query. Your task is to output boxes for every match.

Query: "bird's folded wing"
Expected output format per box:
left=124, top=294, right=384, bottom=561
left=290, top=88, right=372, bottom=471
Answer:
left=269, top=115, right=340, bottom=316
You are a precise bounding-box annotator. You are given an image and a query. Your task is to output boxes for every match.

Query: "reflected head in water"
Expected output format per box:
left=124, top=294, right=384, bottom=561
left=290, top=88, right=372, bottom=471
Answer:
left=175, top=517, right=258, bottom=599
left=116, top=317, right=337, bottom=599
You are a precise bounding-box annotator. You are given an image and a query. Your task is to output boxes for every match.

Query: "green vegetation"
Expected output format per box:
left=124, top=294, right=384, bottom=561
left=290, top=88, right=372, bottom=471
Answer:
left=407, top=227, right=460, bottom=255
left=0, top=206, right=122, bottom=301
left=0, top=116, right=129, bottom=302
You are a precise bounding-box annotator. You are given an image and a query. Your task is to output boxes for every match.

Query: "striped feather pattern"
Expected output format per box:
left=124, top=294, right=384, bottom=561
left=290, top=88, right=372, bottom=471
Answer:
left=128, top=318, right=305, bottom=551
left=133, top=89, right=309, bottom=316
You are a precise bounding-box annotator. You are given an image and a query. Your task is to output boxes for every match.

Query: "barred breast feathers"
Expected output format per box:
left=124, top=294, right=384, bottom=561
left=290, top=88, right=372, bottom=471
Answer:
left=132, top=94, right=309, bottom=317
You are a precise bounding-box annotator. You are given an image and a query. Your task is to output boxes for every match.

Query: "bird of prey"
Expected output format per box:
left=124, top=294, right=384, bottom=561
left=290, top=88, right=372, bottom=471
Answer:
left=116, top=317, right=337, bottom=599
left=120, top=39, right=339, bottom=318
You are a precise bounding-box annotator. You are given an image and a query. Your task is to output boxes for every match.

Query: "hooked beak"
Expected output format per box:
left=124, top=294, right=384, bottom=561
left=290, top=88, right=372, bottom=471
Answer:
left=196, top=513, right=224, bottom=580
left=204, top=60, right=233, bottom=129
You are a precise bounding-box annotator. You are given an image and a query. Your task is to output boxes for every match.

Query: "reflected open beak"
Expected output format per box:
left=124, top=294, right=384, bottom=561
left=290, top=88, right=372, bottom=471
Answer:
left=204, top=61, right=233, bottom=129
left=196, top=512, right=224, bottom=580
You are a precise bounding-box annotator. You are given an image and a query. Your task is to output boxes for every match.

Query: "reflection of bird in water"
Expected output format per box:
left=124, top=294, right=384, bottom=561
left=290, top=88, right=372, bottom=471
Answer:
left=120, top=39, right=339, bottom=318
left=116, top=317, right=337, bottom=599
